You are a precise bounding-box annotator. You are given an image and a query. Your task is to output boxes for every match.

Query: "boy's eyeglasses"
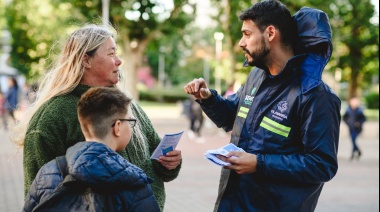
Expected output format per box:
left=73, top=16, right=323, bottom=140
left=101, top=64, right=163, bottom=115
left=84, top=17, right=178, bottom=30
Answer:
left=111, top=119, right=137, bottom=128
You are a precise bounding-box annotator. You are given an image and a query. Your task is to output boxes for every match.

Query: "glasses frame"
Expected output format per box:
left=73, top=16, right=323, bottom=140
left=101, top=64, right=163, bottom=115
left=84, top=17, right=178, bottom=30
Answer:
left=111, top=118, right=137, bottom=128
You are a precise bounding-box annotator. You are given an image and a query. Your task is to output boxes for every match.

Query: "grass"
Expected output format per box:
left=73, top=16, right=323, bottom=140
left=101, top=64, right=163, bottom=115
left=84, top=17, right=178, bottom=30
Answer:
left=364, top=109, right=379, bottom=121
left=138, top=100, right=179, bottom=109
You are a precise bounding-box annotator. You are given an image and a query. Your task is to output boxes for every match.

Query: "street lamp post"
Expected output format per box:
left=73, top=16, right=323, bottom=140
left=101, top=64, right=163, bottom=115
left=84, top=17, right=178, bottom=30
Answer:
left=203, top=57, right=210, bottom=86
left=214, top=32, right=224, bottom=93
left=158, top=47, right=166, bottom=88
left=102, top=0, right=110, bottom=26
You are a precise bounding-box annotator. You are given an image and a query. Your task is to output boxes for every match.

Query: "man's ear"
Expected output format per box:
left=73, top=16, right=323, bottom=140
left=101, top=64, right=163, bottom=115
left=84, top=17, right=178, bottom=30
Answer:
left=82, top=54, right=91, bottom=68
left=266, top=25, right=277, bottom=42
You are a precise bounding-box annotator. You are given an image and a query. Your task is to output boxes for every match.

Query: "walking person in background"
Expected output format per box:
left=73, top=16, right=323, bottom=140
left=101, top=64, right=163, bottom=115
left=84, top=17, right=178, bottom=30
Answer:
left=221, top=83, right=235, bottom=98
left=5, top=77, right=19, bottom=123
left=11, top=24, right=181, bottom=211
left=186, top=95, right=205, bottom=143
left=184, top=0, right=341, bottom=211
left=0, top=91, right=7, bottom=130
left=343, top=96, right=366, bottom=160
left=23, top=87, right=160, bottom=212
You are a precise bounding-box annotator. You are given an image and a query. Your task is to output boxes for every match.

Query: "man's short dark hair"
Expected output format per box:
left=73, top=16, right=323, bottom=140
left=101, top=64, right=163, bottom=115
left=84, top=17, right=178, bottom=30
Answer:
left=239, top=0, right=297, bottom=50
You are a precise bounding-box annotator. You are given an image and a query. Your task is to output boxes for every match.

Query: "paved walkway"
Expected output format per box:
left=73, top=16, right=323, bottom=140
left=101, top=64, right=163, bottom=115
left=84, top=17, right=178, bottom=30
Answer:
left=0, top=104, right=378, bottom=212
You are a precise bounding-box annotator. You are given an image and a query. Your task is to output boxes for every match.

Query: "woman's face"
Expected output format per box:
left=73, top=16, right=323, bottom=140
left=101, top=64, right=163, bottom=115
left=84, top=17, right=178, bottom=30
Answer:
left=83, top=37, right=122, bottom=86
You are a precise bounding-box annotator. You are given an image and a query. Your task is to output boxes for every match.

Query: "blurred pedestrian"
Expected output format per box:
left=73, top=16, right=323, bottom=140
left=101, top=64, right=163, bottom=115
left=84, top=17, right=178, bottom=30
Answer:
left=222, top=83, right=235, bottom=98
left=343, top=96, right=366, bottom=160
left=11, top=23, right=181, bottom=211
left=5, top=77, right=19, bottom=123
left=0, top=91, right=7, bottom=130
left=185, top=95, right=204, bottom=142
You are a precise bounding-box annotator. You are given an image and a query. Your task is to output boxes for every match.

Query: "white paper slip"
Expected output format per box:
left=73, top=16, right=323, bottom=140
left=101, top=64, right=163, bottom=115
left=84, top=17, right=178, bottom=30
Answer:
left=150, top=131, right=184, bottom=160
left=204, top=143, right=245, bottom=166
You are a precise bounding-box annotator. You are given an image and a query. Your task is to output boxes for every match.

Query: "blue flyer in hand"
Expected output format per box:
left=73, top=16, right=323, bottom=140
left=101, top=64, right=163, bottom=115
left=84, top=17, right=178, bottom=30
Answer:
left=151, top=131, right=184, bottom=160
left=204, top=143, right=245, bottom=166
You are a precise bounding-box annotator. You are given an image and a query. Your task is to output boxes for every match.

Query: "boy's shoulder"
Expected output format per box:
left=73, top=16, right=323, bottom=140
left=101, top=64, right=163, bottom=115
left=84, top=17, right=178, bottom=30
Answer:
left=31, top=154, right=160, bottom=212
left=34, top=159, right=63, bottom=187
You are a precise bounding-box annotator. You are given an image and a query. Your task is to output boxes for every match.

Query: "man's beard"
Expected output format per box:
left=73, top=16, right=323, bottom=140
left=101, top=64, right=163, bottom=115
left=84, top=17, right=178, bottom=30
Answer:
left=244, top=38, right=269, bottom=67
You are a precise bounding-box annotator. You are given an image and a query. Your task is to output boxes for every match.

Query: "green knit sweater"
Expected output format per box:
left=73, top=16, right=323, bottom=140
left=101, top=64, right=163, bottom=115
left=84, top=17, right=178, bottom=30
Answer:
left=23, top=84, right=181, bottom=211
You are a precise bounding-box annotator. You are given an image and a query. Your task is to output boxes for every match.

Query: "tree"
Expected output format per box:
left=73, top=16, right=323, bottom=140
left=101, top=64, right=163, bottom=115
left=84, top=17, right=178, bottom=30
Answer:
left=5, top=0, right=78, bottom=81
left=282, top=0, right=379, bottom=98
left=210, top=0, right=254, bottom=87
left=330, top=0, right=378, bottom=98
left=48, top=0, right=197, bottom=99
left=5, top=0, right=196, bottom=99
left=210, top=0, right=379, bottom=98
left=146, top=24, right=217, bottom=88
left=0, top=0, right=6, bottom=32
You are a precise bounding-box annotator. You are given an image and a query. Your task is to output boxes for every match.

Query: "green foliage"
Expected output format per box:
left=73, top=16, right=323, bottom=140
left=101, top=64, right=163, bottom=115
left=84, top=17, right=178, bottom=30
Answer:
left=210, top=0, right=253, bottom=76
left=146, top=25, right=217, bottom=86
left=364, top=109, right=379, bottom=121
left=5, top=0, right=196, bottom=88
left=0, top=0, right=5, bottom=30
left=209, top=0, right=378, bottom=97
left=4, top=0, right=378, bottom=97
left=5, top=0, right=77, bottom=81
left=364, top=91, right=379, bottom=109
left=139, top=87, right=188, bottom=103
left=283, top=0, right=379, bottom=97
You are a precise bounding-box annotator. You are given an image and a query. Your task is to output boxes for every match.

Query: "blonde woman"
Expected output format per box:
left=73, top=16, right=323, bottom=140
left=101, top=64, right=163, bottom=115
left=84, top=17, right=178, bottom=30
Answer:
left=12, top=24, right=182, bottom=211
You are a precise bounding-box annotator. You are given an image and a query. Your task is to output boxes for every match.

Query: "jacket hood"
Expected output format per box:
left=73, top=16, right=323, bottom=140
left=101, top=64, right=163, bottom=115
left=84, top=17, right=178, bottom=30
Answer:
left=66, top=142, right=150, bottom=189
left=293, top=7, right=333, bottom=93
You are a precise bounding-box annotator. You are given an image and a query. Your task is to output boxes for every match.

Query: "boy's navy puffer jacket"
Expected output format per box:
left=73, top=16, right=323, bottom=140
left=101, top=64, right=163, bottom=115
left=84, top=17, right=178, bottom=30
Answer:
left=23, top=142, right=160, bottom=212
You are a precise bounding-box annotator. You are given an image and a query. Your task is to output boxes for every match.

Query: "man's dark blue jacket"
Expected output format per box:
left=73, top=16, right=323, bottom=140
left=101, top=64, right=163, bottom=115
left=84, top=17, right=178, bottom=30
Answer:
left=199, top=7, right=341, bottom=212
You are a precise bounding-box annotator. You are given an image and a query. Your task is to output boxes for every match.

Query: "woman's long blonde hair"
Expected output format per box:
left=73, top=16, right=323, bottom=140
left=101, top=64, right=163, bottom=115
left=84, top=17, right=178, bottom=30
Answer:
left=11, top=24, right=147, bottom=156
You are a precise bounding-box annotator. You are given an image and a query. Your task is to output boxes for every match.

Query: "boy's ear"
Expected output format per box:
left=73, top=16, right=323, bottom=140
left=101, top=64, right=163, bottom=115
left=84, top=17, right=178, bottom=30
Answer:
left=82, top=54, right=91, bottom=68
left=113, top=120, right=121, bottom=137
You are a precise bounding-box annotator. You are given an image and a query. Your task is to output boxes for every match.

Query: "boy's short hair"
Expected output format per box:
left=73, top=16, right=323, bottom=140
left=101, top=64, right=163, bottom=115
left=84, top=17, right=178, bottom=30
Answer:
left=77, top=87, right=132, bottom=139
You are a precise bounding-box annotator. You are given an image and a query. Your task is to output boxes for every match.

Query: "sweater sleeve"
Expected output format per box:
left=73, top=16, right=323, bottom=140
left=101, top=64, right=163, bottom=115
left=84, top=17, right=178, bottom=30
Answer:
left=24, top=130, right=62, bottom=196
left=23, top=97, right=83, bottom=196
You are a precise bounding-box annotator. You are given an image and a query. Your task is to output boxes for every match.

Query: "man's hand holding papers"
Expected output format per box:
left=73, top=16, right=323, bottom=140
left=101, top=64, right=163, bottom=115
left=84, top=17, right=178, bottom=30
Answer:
left=205, top=143, right=258, bottom=174
left=204, top=143, right=245, bottom=166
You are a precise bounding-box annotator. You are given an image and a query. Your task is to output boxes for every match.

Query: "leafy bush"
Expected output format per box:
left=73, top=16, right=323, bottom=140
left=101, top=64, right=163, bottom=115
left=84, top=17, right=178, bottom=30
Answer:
left=364, top=92, right=379, bottom=109
left=139, top=88, right=188, bottom=103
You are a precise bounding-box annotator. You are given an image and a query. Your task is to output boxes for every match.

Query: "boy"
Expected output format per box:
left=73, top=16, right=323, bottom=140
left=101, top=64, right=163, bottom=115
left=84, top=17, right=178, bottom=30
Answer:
left=23, top=87, right=160, bottom=211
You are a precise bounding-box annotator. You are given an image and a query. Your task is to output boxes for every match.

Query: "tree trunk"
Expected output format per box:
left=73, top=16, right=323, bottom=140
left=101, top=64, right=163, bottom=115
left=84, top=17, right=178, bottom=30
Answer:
left=349, top=69, right=360, bottom=98
left=121, top=44, right=144, bottom=101
left=221, top=0, right=235, bottom=86
left=348, top=40, right=362, bottom=98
